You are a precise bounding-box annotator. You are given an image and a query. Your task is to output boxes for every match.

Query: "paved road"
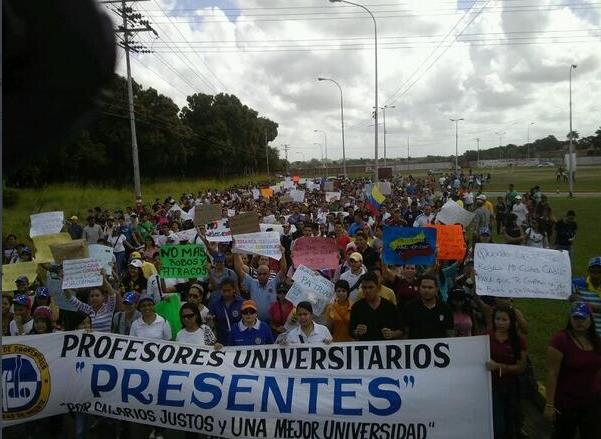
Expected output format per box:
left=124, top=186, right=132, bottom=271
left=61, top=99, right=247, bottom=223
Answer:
left=486, top=191, right=601, bottom=198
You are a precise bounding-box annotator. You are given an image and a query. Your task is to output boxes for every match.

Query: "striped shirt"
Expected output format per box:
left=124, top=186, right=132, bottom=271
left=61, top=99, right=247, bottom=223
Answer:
left=69, top=294, right=116, bottom=333
left=573, top=277, right=601, bottom=336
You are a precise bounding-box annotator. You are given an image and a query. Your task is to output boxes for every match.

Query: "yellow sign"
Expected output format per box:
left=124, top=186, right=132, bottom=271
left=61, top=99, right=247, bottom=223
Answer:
left=2, top=262, right=39, bottom=292
left=32, top=233, right=72, bottom=263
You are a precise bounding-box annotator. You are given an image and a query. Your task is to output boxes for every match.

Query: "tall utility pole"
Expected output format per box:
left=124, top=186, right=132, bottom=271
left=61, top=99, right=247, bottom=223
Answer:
left=474, top=138, right=480, bottom=166
left=281, top=144, right=290, bottom=173
left=406, top=136, right=410, bottom=172
left=264, top=128, right=270, bottom=175
left=527, top=122, right=535, bottom=159
left=317, top=77, right=347, bottom=177
left=568, top=64, right=577, bottom=197
left=314, top=130, right=328, bottom=176
left=450, top=118, right=463, bottom=174
left=495, top=131, right=506, bottom=159
left=380, top=105, right=395, bottom=167
left=105, top=0, right=158, bottom=199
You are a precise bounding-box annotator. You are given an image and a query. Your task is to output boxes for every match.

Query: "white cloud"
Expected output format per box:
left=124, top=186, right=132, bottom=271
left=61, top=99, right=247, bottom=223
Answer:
left=111, top=0, right=601, bottom=162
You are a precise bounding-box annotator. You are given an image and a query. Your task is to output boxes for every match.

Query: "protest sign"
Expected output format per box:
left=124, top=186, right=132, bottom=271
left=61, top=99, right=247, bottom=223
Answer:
left=205, top=219, right=232, bottom=242
left=30, top=211, right=64, bottom=238
left=62, top=258, right=102, bottom=289
left=282, top=180, right=294, bottom=189
left=324, top=181, right=334, bottom=192
left=175, top=228, right=198, bottom=243
left=232, top=232, right=282, bottom=260
left=427, top=224, right=466, bottom=260
left=45, top=272, right=77, bottom=311
left=288, top=264, right=336, bottom=315
left=262, top=214, right=276, bottom=224
left=160, top=244, right=208, bottom=279
left=260, top=188, right=273, bottom=198
left=291, top=237, right=339, bottom=270
left=474, top=243, right=571, bottom=299
left=325, top=191, right=341, bottom=202
left=2, top=262, right=39, bottom=292
left=32, top=232, right=72, bottom=263
left=50, top=239, right=89, bottom=264
left=88, top=244, right=114, bottom=274
left=227, top=209, right=236, bottom=218
left=383, top=226, right=437, bottom=266
left=279, top=194, right=293, bottom=204
left=306, top=181, right=317, bottom=191
left=260, top=223, right=297, bottom=235
left=377, top=181, right=392, bottom=195
left=290, top=189, right=305, bottom=203
left=229, top=212, right=260, bottom=235
left=3, top=332, right=494, bottom=438
left=251, top=189, right=260, bottom=200
left=194, top=204, right=222, bottom=226
left=436, top=200, right=475, bottom=227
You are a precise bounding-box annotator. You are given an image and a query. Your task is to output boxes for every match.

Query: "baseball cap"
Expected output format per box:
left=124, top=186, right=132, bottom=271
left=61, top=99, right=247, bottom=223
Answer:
left=587, top=256, right=601, bottom=268
left=515, top=195, right=522, bottom=200
left=15, top=275, right=29, bottom=285
left=123, top=291, right=139, bottom=305
left=129, top=259, right=143, bottom=268
left=349, top=252, right=363, bottom=262
left=33, top=306, right=52, bottom=320
left=138, top=295, right=155, bottom=306
left=70, top=215, right=78, bottom=221
left=476, top=194, right=487, bottom=201
left=130, top=251, right=142, bottom=260
left=241, top=300, right=258, bottom=312
left=35, top=287, right=50, bottom=299
left=571, top=302, right=591, bottom=319
left=13, top=294, right=32, bottom=309
left=20, top=247, right=32, bottom=255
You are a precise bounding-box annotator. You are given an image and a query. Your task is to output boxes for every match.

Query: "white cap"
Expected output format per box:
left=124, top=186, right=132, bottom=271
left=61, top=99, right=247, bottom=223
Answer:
left=515, top=195, right=522, bottom=200
left=129, top=259, right=143, bottom=268
left=476, top=194, right=487, bottom=201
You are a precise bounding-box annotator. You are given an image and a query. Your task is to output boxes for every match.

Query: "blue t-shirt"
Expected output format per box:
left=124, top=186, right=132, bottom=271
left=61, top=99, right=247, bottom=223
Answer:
left=208, top=296, right=243, bottom=345
left=228, top=320, right=274, bottom=346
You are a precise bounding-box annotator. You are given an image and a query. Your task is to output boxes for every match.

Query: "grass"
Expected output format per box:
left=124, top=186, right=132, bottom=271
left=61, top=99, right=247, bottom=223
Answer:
left=2, top=174, right=600, bottom=381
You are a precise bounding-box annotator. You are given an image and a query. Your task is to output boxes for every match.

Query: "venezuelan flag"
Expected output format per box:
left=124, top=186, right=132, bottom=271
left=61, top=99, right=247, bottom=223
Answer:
left=367, top=184, right=386, bottom=216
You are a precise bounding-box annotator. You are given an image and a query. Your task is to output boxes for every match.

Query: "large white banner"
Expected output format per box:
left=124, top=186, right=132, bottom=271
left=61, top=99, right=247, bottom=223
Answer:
left=2, top=332, right=493, bottom=438
left=474, top=243, right=571, bottom=299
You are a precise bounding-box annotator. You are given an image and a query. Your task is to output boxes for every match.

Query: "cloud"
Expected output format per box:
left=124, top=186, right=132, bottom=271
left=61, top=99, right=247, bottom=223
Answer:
left=112, top=0, right=601, bottom=161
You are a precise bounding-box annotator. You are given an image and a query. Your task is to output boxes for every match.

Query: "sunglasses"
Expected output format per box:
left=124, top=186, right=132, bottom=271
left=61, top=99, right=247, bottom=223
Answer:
left=182, top=313, right=196, bottom=319
left=242, top=309, right=256, bottom=315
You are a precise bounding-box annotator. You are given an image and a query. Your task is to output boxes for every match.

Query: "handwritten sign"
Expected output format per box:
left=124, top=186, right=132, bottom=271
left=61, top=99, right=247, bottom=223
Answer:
left=290, top=189, right=305, bottom=203
left=229, top=212, right=260, bottom=235
left=383, top=226, right=437, bottom=266
left=291, top=237, right=339, bottom=270
left=32, top=232, right=72, bottom=263
left=88, top=244, right=114, bottom=274
left=474, top=244, right=571, bottom=299
left=287, top=265, right=335, bottom=316
left=2, top=262, right=39, bottom=292
left=232, top=232, right=282, bottom=260
left=325, top=192, right=341, bottom=202
left=436, top=200, right=475, bottom=227
left=30, top=211, right=64, bottom=238
left=427, top=224, right=466, bottom=260
left=205, top=219, right=232, bottom=242
left=50, top=239, right=89, bottom=264
left=160, top=244, right=208, bottom=279
left=194, top=204, right=222, bottom=226
left=62, top=258, right=103, bottom=289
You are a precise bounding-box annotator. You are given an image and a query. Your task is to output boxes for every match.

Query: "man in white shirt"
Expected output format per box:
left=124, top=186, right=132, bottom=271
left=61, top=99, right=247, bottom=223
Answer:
left=413, top=204, right=435, bottom=227
left=340, top=252, right=367, bottom=303
left=511, top=195, right=529, bottom=227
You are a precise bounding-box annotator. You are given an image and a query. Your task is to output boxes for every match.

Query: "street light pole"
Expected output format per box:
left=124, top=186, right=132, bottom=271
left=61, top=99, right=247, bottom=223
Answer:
left=330, top=0, right=378, bottom=180
left=527, top=122, right=535, bottom=159
left=568, top=64, right=577, bottom=197
left=314, top=130, right=328, bottom=176
left=318, top=78, right=347, bottom=177
left=450, top=118, right=463, bottom=174
left=380, top=105, right=395, bottom=168
left=313, top=143, right=324, bottom=162
left=495, top=131, right=506, bottom=159
left=474, top=138, right=480, bottom=166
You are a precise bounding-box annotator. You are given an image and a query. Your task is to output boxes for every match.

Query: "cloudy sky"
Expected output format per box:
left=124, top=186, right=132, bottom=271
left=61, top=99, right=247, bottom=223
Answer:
left=109, top=0, right=601, bottom=162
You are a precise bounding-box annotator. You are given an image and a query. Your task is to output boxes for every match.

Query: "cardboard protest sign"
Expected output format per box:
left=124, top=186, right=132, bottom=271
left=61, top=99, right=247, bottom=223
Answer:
left=30, top=211, right=64, bottom=238
left=325, top=192, right=341, bottom=202
left=290, top=189, right=305, bottom=203
left=160, top=244, right=208, bottom=279
left=88, top=244, right=114, bottom=273
left=32, top=232, right=72, bottom=263
left=474, top=244, right=571, bottom=299
left=194, top=204, right=222, bottom=226
left=2, top=262, right=39, bottom=291
left=232, top=232, right=282, bottom=260
left=62, top=258, right=103, bottom=289
left=287, top=265, right=335, bottom=316
left=291, top=237, right=339, bottom=270
left=383, top=226, right=437, bottom=266
left=205, top=219, right=232, bottom=242
left=229, top=212, right=260, bottom=235
left=436, top=199, right=475, bottom=227
left=260, top=188, right=273, bottom=198
left=50, top=239, right=89, bottom=264
left=427, top=224, right=466, bottom=260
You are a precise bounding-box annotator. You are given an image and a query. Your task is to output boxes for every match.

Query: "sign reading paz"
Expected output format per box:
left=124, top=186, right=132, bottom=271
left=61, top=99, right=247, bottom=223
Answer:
left=160, top=244, right=208, bottom=279
left=229, top=213, right=260, bottom=235
left=194, top=204, right=222, bottom=226
left=287, top=265, right=335, bottom=316
left=62, top=258, right=103, bottom=289
left=474, top=243, right=571, bottom=299
left=291, top=237, right=339, bottom=270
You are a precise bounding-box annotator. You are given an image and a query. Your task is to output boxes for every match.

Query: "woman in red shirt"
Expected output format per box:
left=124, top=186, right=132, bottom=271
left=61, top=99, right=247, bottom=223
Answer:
left=545, top=302, right=601, bottom=438
left=486, top=304, right=527, bottom=439
left=269, top=284, right=294, bottom=338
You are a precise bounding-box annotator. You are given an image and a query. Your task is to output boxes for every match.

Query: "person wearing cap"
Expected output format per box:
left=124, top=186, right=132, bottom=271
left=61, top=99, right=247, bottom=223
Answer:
left=112, top=291, right=141, bottom=335
left=233, top=246, right=287, bottom=322
left=472, top=194, right=493, bottom=238
left=32, top=306, right=54, bottom=334
left=339, top=251, right=367, bottom=303
left=208, top=278, right=244, bottom=345
left=544, top=302, right=601, bottom=437
left=14, top=275, right=32, bottom=296
left=32, top=286, right=59, bottom=323
left=208, top=252, right=239, bottom=301
left=572, top=256, right=601, bottom=335
left=67, top=215, right=83, bottom=239
left=269, top=283, right=294, bottom=338
left=130, top=251, right=157, bottom=279
left=228, top=300, right=274, bottom=346
left=16, top=246, right=33, bottom=263
left=120, top=258, right=148, bottom=295
left=9, top=294, right=33, bottom=335
left=279, top=301, right=332, bottom=345
left=511, top=195, right=529, bottom=228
